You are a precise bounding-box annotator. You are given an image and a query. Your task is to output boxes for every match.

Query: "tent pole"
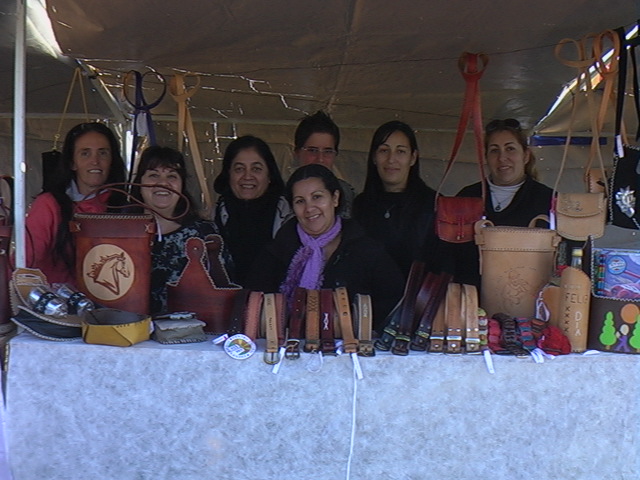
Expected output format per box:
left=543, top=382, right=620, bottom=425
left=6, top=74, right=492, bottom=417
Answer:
left=13, top=0, right=27, bottom=268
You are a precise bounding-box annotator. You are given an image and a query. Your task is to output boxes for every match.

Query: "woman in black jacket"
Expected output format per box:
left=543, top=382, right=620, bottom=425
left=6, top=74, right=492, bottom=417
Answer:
left=246, top=164, right=404, bottom=333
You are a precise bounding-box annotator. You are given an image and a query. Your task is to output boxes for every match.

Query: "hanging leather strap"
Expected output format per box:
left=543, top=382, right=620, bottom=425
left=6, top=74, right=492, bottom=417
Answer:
left=53, top=67, right=89, bottom=151
left=333, top=287, right=358, bottom=354
left=319, top=289, right=337, bottom=355
left=353, top=294, right=374, bottom=357
left=304, top=289, right=320, bottom=353
left=169, top=73, right=213, bottom=215
left=435, top=52, right=488, bottom=203
left=285, top=287, right=306, bottom=359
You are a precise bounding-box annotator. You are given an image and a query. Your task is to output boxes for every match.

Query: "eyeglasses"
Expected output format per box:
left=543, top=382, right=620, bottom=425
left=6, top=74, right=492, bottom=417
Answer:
left=300, top=146, right=338, bottom=158
left=485, top=118, right=522, bottom=133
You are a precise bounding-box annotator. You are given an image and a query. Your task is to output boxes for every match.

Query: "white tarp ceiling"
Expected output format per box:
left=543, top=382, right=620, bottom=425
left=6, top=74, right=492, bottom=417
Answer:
left=0, top=0, right=638, bottom=198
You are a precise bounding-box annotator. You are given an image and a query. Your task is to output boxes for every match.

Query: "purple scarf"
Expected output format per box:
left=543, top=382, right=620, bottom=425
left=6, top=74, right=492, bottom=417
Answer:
left=280, top=216, right=342, bottom=304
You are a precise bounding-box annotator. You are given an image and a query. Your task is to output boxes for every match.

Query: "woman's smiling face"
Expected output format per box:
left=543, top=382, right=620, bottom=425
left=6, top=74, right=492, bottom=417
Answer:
left=291, top=177, right=339, bottom=237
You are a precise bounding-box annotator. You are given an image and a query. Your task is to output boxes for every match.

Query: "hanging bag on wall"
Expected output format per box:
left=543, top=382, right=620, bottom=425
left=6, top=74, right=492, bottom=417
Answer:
left=550, top=32, right=616, bottom=241
left=610, top=24, right=640, bottom=229
left=474, top=215, right=561, bottom=319
left=434, top=52, right=488, bottom=243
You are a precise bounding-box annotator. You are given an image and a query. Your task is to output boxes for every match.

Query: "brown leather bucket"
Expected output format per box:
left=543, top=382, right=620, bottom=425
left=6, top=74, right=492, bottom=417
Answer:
left=167, top=236, right=241, bottom=334
left=70, top=213, right=156, bottom=315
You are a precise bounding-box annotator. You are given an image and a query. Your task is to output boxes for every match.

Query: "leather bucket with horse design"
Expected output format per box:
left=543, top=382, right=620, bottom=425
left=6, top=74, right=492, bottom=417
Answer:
left=70, top=213, right=156, bottom=315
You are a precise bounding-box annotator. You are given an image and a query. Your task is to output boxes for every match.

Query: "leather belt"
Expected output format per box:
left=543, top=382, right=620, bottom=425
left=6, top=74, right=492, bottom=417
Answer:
left=429, top=298, right=446, bottom=353
left=463, top=284, right=481, bottom=354
left=304, top=289, right=320, bottom=353
left=375, top=301, right=401, bottom=351
left=244, top=291, right=263, bottom=340
left=285, top=287, right=306, bottom=359
left=319, top=289, right=337, bottom=355
left=227, top=289, right=250, bottom=335
left=478, top=308, right=489, bottom=351
left=353, top=294, right=374, bottom=357
left=274, top=293, right=286, bottom=347
left=262, top=293, right=280, bottom=364
left=392, top=262, right=425, bottom=356
left=445, top=283, right=463, bottom=354
left=334, top=287, right=358, bottom=354
left=411, top=272, right=452, bottom=351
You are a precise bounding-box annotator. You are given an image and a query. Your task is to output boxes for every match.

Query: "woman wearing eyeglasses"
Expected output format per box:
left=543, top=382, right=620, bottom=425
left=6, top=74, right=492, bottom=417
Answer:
left=213, top=135, right=292, bottom=285
left=454, top=118, right=553, bottom=284
left=293, top=110, right=355, bottom=218
left=352, top=121, right=438, bottom=279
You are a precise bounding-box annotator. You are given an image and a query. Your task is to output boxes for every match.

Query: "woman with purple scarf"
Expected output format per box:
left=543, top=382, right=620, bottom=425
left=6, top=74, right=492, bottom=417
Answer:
left=245, top=164, right=404, bottom=333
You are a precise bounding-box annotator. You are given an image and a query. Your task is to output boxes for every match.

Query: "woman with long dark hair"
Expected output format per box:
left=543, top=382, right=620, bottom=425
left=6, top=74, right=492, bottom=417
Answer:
left=352, top=121, right=437, bottom=278
left=26, top=122, right=126, bottom=285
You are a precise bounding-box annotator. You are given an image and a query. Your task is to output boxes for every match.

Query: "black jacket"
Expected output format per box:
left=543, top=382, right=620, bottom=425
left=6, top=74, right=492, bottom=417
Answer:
left=245, top=219, right=405, bottom=333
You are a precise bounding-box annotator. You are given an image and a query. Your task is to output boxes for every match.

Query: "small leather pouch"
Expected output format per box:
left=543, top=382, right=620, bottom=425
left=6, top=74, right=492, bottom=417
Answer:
left=555, top=192, right=606, bottom=241
left=435, top=196, right=484, bottom=243
left=151, top=318, right=207, bottom=344
left=82, top=308, right=151, bottom=347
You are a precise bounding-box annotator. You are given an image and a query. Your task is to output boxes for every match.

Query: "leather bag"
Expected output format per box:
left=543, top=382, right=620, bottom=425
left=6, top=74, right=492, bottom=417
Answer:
left=474, top=216, right=561, bottom=319
left=70, top=212, right=156, bottom=315
left=555, top=192, right=606, bottom=241
left=435, top=52, right=488, bottom=243
left=167, top=236, right=242, bottom=334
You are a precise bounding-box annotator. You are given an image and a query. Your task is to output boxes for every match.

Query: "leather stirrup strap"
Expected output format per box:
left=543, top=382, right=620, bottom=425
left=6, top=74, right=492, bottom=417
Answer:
left=169, top=73, right=213, bottom=215
left=304, top=289, right=320, bottom=353
left=353, top=294, right=374, bottom=357
left=334, top=287, right=358, bottom=354
left=319, top=289, right=337, bottom=355
left=285, top=287, right=306, bottom=359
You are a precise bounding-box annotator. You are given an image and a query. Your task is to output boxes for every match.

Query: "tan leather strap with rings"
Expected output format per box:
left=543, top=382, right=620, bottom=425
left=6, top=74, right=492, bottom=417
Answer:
left=169, top=73, right=212, bottom=215
left=353, top=294, right=374, bottom=357
left=262, top=293, right=279, bottom=364
left=333, top=287, right=358, bottom=354
left=304, top=289, right=320, bottom=353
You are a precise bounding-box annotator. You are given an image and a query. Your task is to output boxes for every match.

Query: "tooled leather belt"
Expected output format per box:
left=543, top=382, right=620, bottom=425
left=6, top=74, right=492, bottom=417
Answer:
left=334, top=287, right=358, bottom=354
left=285, top=287, right=306, bottom=359
left=319, top=288, right=337, bottom=355
left=353, top=293, right=374, bottom=356
left=262, top=293, right=280, bottom=364
left=304, top=289, right=320, bottom=353
left=429, top=291, right=448, bottom=353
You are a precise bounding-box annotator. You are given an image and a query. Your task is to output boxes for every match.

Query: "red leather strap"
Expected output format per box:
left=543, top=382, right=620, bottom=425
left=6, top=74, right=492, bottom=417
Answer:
left=435, top=52, right=488, bottom=204
left=411, top=272, right=452, bottom=351
left=319, top=288, right=337, bottom=355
